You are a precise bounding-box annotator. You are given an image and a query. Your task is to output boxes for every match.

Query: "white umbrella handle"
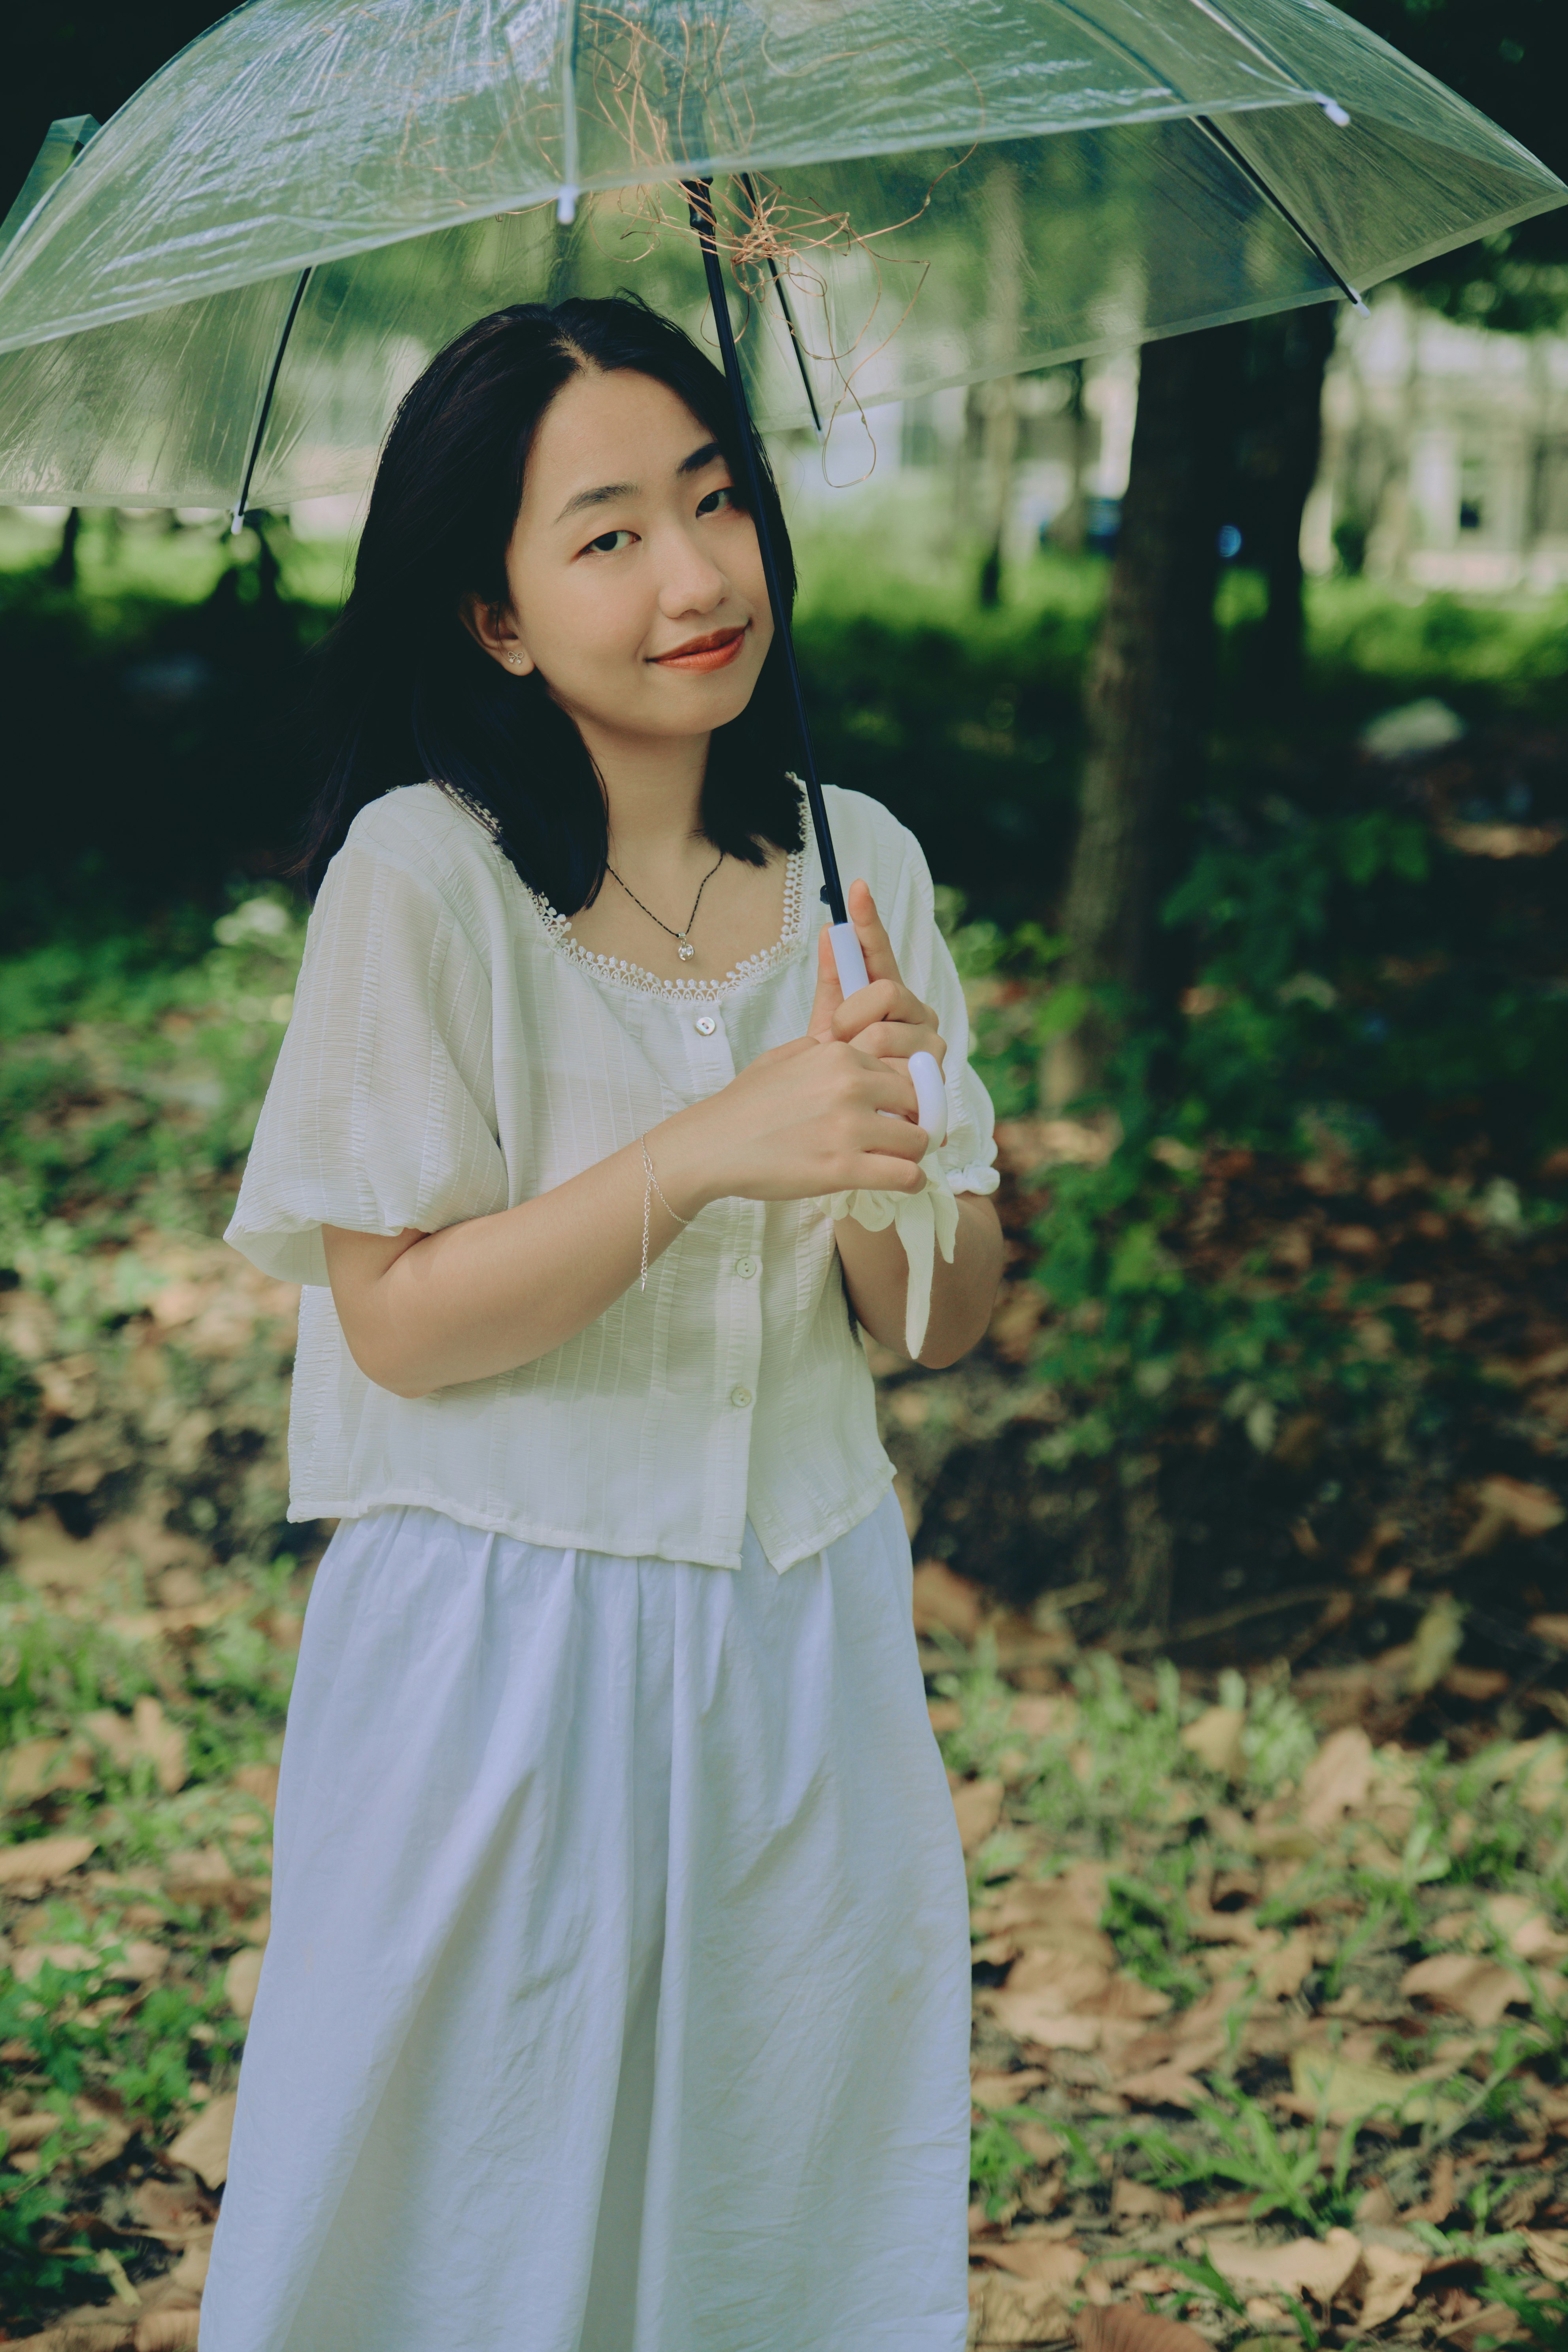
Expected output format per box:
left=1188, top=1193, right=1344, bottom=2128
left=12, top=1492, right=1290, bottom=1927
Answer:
left=829, top=922, right=947, bottom=1148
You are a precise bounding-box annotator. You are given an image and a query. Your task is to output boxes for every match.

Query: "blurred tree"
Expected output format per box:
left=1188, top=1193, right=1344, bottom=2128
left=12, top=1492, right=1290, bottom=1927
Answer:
left=1051, top=0, right=1567, bottom=1090
left=3, top=12, right=232, bottom=212
left=1044, top=324, right=1246, bottom=1107
left=1347, top=0, right=1568, bottom=334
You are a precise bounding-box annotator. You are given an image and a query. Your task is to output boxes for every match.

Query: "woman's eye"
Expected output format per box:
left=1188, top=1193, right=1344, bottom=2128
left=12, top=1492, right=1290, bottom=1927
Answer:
left=696, top=485, right=736, bottom=517
left=582, top=527, right=634, bottom=556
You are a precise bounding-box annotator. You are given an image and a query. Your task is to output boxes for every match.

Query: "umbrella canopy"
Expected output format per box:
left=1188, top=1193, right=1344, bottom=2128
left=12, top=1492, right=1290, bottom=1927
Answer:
left=0, top=0, right=1562, bottom=510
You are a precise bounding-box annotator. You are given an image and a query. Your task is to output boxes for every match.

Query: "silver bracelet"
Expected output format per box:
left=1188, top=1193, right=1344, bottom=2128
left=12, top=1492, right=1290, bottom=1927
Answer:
left=639, top=1139, right=691, bottom=1292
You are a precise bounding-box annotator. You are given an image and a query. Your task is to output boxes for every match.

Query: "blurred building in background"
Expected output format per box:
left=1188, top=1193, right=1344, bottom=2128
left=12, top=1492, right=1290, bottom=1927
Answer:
left=770, top=289, right=1568, bottom=602
left=1305, top=289, right=1568, bottom=593
left=8, top=292, right=1568, bottom=600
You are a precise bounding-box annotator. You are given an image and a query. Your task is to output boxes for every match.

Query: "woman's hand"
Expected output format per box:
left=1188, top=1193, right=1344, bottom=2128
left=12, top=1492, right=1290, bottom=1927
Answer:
left=654, top=1033, right=929, bottom=1213
left=806, top=877, right=946, bottom=1079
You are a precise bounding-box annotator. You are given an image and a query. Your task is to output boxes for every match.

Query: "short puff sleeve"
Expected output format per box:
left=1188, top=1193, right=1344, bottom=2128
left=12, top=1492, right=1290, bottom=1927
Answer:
left=225, top=821, right=510, bottom=1288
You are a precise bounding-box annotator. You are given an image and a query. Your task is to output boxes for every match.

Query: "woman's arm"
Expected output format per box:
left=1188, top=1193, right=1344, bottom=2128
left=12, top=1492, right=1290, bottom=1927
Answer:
left=323, top=1032, right=928, bottom=1397
left=833, top=1192, right=1004, bottom=1368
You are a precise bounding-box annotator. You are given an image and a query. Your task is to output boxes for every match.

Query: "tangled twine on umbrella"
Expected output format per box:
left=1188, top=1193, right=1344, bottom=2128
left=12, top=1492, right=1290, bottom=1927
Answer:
left=551, top=3, right=980, bottom=475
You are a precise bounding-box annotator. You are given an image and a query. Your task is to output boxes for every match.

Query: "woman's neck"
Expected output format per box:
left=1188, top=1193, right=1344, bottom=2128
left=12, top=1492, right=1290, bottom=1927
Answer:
left=577, top=718, right=711, bottom=863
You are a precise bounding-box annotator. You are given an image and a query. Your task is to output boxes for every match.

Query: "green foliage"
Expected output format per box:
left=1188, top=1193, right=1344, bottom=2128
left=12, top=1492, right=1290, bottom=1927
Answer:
left=1126, top=2080, right=1354, bottom=2227
left=0, top=887, right=303, bottom=1258
left=1480, top=2271, right=1568, bottom=2352
left=932, top=1652, right=1320, bottom=1863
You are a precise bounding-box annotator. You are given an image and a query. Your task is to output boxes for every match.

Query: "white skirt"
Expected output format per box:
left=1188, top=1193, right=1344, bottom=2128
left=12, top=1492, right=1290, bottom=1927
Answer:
left=198, top=1486, right=972, bottom=2352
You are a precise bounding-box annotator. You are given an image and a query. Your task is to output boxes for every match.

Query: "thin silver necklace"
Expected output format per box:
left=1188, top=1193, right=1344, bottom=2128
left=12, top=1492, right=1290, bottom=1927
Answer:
left=606, top=847, right=725, bottom=963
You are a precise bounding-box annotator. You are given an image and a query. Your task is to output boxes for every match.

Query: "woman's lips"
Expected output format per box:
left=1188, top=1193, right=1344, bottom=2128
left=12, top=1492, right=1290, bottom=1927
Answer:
left=651, top=625, right=747, bottom=673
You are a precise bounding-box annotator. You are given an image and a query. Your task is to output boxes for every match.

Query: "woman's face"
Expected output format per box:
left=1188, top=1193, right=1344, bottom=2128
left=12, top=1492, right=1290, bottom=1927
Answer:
left=472, top=365, right=774, bottom=749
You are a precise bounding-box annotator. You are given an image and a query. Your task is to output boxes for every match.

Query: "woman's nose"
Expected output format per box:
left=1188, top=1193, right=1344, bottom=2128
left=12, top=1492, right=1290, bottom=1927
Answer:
left=657, top=526, right=727, bottom=617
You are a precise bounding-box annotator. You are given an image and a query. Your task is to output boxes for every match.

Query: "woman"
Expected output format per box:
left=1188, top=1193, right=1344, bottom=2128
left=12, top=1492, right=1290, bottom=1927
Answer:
left=203, top=292, right=1003, bottom=2352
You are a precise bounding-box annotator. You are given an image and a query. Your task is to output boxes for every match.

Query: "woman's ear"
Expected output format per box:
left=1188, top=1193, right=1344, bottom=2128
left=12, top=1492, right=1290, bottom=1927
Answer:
left=458, top=589, right=535, bottom=676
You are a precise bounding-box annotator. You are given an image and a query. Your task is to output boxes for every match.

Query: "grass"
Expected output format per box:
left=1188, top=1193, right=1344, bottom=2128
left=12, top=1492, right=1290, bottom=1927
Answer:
left=943, top=1625, right=1568, bottom=2346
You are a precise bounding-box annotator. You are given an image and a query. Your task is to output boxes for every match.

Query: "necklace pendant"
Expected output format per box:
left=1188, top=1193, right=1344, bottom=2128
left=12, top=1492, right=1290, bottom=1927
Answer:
left=677, top=939, right=695, bottom=961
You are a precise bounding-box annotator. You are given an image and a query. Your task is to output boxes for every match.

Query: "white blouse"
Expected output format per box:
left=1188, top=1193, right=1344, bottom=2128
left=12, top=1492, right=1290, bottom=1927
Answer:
left=225, top=780, right=999, bottom=1572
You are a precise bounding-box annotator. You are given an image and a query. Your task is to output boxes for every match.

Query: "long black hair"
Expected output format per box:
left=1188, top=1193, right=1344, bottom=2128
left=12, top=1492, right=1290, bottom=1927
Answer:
left=292, top=294, right=804, bottom=907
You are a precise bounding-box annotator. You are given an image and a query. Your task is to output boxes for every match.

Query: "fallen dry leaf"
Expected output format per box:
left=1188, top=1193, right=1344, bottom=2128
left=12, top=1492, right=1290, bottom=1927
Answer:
left=1075, top=2311, right=1211, bottom=2352
left=79, top=1701, right=187, bottom=1793
left=953, top=1777, right=1005, bottom=1853
left=1406, top=2151, right=1457, bottom=2226
left=974, top=2241, right=1085, bottom=2287
left=1401, top=1953, right=1528, bottom=2028
left=225, top=1945, right=265, bottom=2019
left=74, top=2098, right=134, bottom=2174
left=912, top=1559, right=983, bottom=1641
left=970, top=2270, right=1076, bottom=2348
left=1487, top=1738, right=1568, bottom=1814
left=162, top=1847, right=253, bottom=1911
left=11, top=1941, right=99, bottom=1987
left=1010, top=1695, right=1079, bottom=1740
left=1252, top=1930, right=1314, bottom=2000
left=1205, top=2226, right=1363, bottom=2309
left=0, top=1733, right=96, bottom=1803
left=1289, top=2047, right=1463, bottom=2126
left=1483, top=1893, right=1568, bottom=1963
left=231, top=1760, right=281, bottom=1814
left=0, top=1832, right=96, bottom=1891
left=1180, top=1706, right=1245, bottom=1778
left=971, top=2068, right=1051, bottom=2112
left=6, top=2317, right=136, bottom=2351
left=1115, top=2063, right=1208, bottom=2110
left=1523, top=2230, right=1568, bottom=2284
left=132, top=1698, right=187, bottom=1794
left=162, top=2089, right=238, bottom=2188
left=1111, top=2176, right=1182, bottom=2226
left=1011, top=2119, right=1068, bottom=2168
left=135, top=2313, right=203, bottom=2352
left=1300, top=1728, right=1374, bottom=1833
left=129, top=2179, right=212, bottom=2243
left=1463, top=1477, right=1568, bottom=1559
left=1354, top=2239, right=1427, bottom=2329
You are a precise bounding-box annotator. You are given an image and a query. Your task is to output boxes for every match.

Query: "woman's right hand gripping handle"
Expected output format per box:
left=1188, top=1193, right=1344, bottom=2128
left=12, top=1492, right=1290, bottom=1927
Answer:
left=649, top=1035, right=930, bottom=1218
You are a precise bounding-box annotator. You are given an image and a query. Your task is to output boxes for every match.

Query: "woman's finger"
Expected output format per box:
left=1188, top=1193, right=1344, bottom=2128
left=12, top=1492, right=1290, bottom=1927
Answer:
left=851, top=1056, right=921, bottom=1118
left=847, top=1151, right=929, bottom=1195
left=845, top=1020, right=947, bottom=1068
left=806, top=924, right=845, bottom=1042
left=845, top=877, right=905, bottom=989
left=853, top=1103, right=927, bottom=1157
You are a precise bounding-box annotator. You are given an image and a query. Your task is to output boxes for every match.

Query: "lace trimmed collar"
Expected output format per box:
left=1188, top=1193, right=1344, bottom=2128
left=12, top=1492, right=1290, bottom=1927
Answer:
left=433, top=778, right=812, bottom=1005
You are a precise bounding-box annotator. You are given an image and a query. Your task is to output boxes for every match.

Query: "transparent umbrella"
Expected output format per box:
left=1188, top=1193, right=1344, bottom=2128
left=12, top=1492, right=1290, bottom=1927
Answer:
left=0, top=0, right=1562, bottom=992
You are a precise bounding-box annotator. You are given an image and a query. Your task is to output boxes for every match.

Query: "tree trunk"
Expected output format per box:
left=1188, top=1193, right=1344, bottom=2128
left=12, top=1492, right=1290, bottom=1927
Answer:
left=48, top=507, right=81, bottom=590
left=1246, top=302, right=1339, bottom=701
left=1044, top=323, right=1246, bottom=1107
left=1049, top=362, right=1090, bottom=555
left=977, top=162, right=1023, bottom=607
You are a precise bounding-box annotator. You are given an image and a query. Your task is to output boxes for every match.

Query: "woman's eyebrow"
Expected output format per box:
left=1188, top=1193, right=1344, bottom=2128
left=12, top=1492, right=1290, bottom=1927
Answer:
left=551, top=443, right=719, bottom=526
left=555, top=478, right=636, bottom=524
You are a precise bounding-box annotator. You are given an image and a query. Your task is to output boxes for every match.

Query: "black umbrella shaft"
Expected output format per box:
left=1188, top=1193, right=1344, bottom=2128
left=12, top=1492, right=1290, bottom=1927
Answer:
left=682, top=177, right=847, bottom=928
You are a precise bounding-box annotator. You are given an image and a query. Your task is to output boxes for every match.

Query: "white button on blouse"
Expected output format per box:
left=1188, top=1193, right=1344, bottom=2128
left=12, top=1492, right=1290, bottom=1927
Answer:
left=225, top=780, right=999, bottom=1573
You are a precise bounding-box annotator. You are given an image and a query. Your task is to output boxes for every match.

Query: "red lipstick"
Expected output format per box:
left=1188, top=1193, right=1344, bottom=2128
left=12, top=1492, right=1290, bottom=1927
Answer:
left=651, top=625, right=747, bottom=672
